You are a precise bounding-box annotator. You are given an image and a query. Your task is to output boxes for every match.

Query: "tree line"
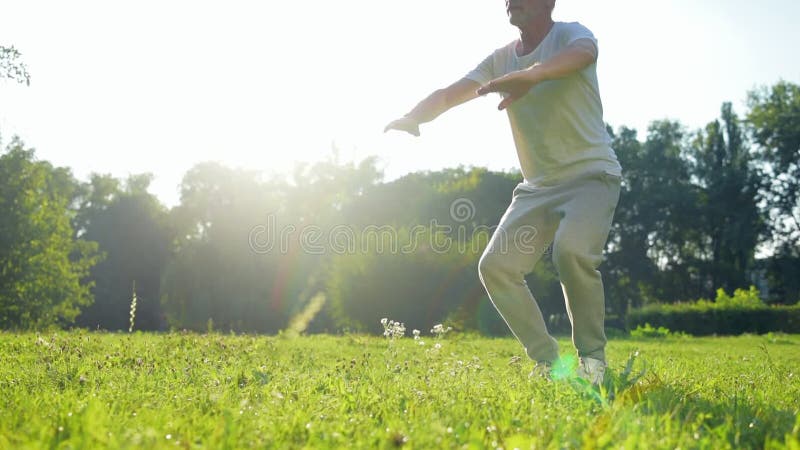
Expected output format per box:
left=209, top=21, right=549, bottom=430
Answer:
left=0, top=81, right=798, bottom=334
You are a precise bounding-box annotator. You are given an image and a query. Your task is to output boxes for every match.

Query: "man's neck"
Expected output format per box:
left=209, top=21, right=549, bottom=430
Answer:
left=517, top=17, right=555, bottom=56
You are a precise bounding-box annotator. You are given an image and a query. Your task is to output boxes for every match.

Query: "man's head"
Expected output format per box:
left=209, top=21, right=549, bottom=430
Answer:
left=505, top=0, right=555, bottom=27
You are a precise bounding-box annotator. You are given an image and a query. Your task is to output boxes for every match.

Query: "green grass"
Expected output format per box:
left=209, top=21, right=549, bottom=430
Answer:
left=1, top=331, right=799, bottom=449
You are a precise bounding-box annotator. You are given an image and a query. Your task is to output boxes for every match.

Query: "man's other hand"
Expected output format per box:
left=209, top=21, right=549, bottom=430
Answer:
left=384, top=116, right=421, bottom=137
left=477, top=71, right=539, bottom=111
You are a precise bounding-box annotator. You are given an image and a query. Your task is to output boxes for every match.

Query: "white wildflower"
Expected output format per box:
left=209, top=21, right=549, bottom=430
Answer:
left=381, top=318, right=406, bottom=339
left=129, top=282, right=138, bottom=333
left=431, top=323, right=453, bottom=338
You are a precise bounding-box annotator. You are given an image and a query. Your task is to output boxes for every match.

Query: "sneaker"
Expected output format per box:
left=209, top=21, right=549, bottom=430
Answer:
left=528, top=361, right=553, bottom=381
left=576, top=357, right=606, bottom=386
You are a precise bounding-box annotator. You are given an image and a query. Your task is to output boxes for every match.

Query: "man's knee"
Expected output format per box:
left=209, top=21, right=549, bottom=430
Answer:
left=478, top=250, right=509, bottom=284
left=552, top=239, right=601, bottom=277
left=478, top=251, right=496, bottom=283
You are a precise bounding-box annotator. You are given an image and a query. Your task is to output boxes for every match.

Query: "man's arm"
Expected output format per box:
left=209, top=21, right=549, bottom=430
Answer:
left=384, top=77, right=481, bottom=136
left=477, top=38, right=598, bottom=110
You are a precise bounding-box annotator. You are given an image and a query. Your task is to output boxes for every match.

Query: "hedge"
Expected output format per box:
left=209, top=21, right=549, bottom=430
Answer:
left=626, top=304, right=800, bottom=335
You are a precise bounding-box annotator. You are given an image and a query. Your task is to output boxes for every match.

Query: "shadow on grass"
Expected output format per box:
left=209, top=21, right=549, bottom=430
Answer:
left=591, top=357, right=799, bottom=448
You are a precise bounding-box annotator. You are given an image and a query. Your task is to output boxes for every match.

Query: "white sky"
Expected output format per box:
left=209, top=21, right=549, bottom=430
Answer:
left=1, top=0, right=799, bottom=206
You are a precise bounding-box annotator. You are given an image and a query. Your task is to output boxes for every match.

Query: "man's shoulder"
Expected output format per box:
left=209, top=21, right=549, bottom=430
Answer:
left=555, top=21, right=592, bottom=30
left=555, top=21, right=595, bottom=37
left=483, top=40, right=518, bottom=62
left=495, top=40, right=518, bottom=55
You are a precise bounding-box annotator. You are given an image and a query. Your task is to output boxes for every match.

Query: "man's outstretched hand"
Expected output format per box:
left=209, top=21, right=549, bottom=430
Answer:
left=477, top=70, right=540, bottom=110
left=384, top=116, right=421, bottom=137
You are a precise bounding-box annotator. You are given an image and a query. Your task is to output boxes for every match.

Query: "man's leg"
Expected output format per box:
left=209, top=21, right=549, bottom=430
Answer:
left=551, top=173, right=621, bottom=362
left=478, top=186, right=559, bottom=362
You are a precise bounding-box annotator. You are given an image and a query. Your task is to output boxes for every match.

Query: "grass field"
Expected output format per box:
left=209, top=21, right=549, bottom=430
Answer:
left=1, top=331, right=799, bottom=449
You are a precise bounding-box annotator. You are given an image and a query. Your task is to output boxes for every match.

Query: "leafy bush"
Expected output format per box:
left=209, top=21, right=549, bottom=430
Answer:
left=698, top=286, right=765, bottom=309
left=630, top=323, right=687, bottom=339
left=626, top=286, right=800, bottom=335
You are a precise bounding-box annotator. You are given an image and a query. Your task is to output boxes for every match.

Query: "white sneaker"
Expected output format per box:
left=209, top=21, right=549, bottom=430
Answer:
left=528, top=361, right=553, bottom=381
left=576, top=357, right=606, bottom=386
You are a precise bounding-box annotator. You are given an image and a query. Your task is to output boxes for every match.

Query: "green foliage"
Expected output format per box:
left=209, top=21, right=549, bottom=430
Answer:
left=605, top=122, right=705, bottom=310
left=324, top=227, right=496, bottom=334
left=746, top=81, right=800, bottom=296
left=0, top=332, right=797, bottom=448
left=160, top=155, right=384, bottom=333
left=747, top=81, right=800, bottom=174
left=322, top=167, right=565, bottom=335
left=0, top=45, right=30, bottom=85
left=763, top=254, right=800, bottom=306
left=689, top=103, right=765, bottom=295
left=0, top=138, right=100, bottom=329
left=606, top=101, right=773, bottom=309
left=629, top=323, right=687, bottom=339
left=627, top=287, right=800, bottom=335
left=711, top=285, right=765, bottom=309
left=642, top=286, right=765, bottom=312
left=74, top=174, right=171, bottom=331
left=2, top=80, right=800, bottom=331
left=160, top=162, right=289, bottom=332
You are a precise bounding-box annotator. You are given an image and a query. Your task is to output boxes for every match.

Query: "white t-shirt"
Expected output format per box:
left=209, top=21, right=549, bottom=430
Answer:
left=465, top=21, right=622, bottom=187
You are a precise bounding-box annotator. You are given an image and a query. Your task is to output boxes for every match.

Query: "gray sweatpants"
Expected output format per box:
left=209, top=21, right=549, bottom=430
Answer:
left=478, top=171, right=621, bottom=363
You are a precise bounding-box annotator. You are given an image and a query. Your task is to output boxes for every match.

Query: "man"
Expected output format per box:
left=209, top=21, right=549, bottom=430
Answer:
left=385, top=0, right=621, bottom=386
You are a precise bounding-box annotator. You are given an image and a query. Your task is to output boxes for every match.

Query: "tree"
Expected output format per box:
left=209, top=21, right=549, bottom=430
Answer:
left=324, top=166, right=571, bottom=334
left=0, top=137, right=100, bottom=329
left=162, top=162, right=291, bottom=332
left=75, top=174, right=172, bottom=330
left=747, top=81, right=800, bottom=303
left=0, top=45, right=31, bottom=86
left=72, top=174, right=122, bottom=238
left=747, top=81, right=800, bottom=251
left=690, top=103, right=765, bottom=295
left=604, top=126, right=659, bottom=312
left=606, top=121, right=707, bottom=308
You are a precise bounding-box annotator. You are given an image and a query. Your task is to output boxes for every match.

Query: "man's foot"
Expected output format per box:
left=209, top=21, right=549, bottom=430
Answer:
left=528, top=360, right=553, bottom=381
left=576, top=357, right=606, bottom=386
